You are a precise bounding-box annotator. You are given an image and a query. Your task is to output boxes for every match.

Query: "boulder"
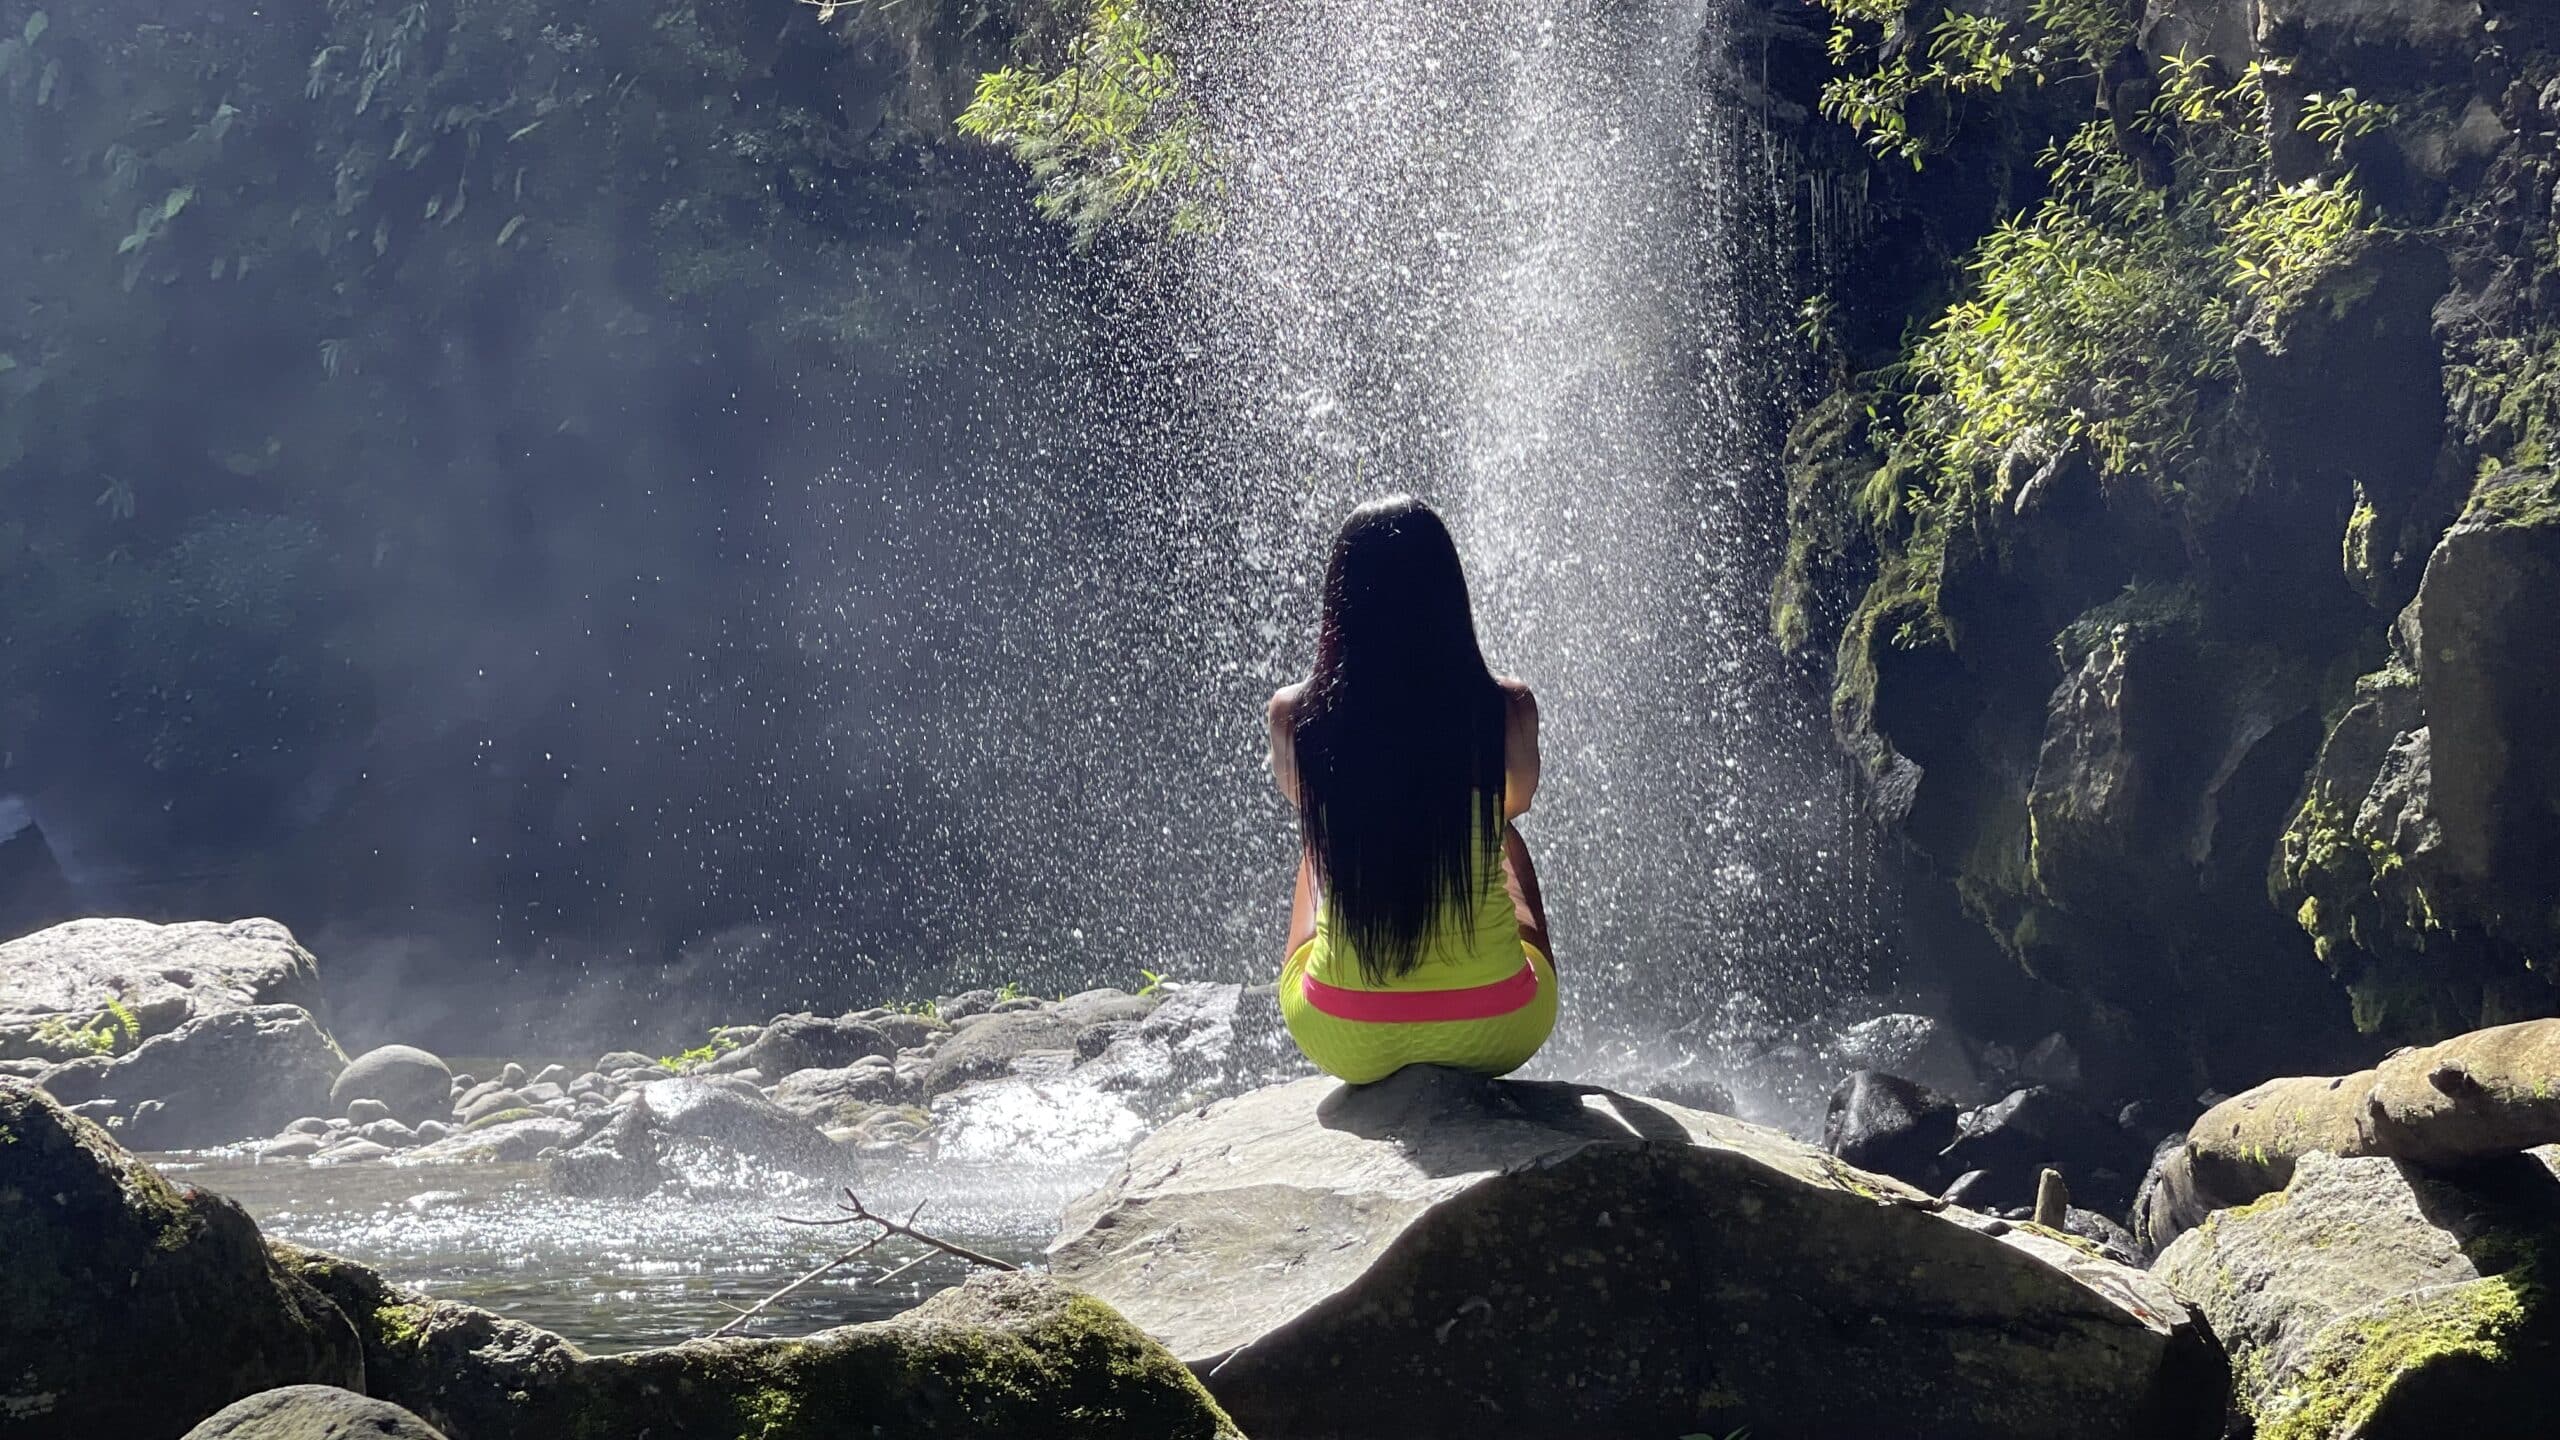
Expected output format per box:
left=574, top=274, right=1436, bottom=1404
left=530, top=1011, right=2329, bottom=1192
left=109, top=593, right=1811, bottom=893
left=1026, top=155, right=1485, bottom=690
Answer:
left=51, top=1004, right=346, bottom=1149
left=280, top=1248, right=1241, bottom=1440
left=938, top=988, right=1002, bottom=1021
left=708, top=1013, right=895, bottom=1078
left=2363, top=1019, right=2560, bottom=1165
left=1941, top=1085, right=2148, bottom=1213
left=636, top=1076, right=841, bottom=1174
left=330, top=1046, right=453, bottom=1127
left=406, top=1115, right=585, bottom=1164
left=923, top=1010, right=1080, bottom=1097
left=545, top=1100, right=659, bottom=1198
left=0, top=1079, right=362, bottom=1437
left=1822, top=1069, right=1962, bottom=1191
left=1055, top=987, right=1159, bottom=1028
left=181, top=1386, right=449, bottom=1440
left=1833, top=1011, right=1981, bottom=1099
left=453, top=1089, right=528, bottom=1127
left=2154, top=1149, right=2560, bottom=1439
left=869, top=1011, right=948, bottom=1050
left=0, top=918, right=327, bottom=1062
left=771, top=1061, right=908, bottom=1123
left=1050, top=1068, right=2223, bottom=1440
left=2153, top=1070, right=2383, bottom=1246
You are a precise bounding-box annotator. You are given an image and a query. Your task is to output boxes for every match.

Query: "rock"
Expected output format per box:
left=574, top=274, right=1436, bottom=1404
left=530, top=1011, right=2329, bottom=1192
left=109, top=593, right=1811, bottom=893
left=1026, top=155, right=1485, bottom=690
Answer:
left=2064, top=1206, right=2143, bottom=1267
left=531, top=1064, right=568, bottom=1087
left=279, top=1249, right=1240, bottom=1440
left=405, top=1115, right=583, bottom=1164
left=939, top=988, right=1001, bottom=1020
left=284, top=1116, right=330, bottom=1136
left=181, top=1385, right=449, bottom=1439
left=342, top=1098, right=391, bottom=1125
left=870, top=1011, right=947, bottom=1050
left=51, top=1005, right=346, bottom=1150
left=924, top=1010, right=1080, bottom=1097
left=453, top=1079, right=508, bottom=1112
left=412, top=1120, right=450, bottom=1143
left=1832, top=1011, right=1981, bottom=1099
left=1075, top=1020, right=1139, bottom=1059
left=0, top=1079, right=362, bottom=1435
left=636, top=1076, right=841, bottom=1174
left=355, top=1119, right=417, bottom=1147
left=1942, top=1085, right=2147, bottom=1214
left=499, top=1062, right=527, bottom=1088
left=770, top=1062, right=908, bottom=1123
left=1822, top=1069, right=1962, bottom=1191
left=593, top=1050, right=654, bottom=1073
left=708, top=1012, right=895, bottom=1079
left=546, top=1099, right=659, bottom=1198
left=2363, top=1017, right=2560, bottom=1167
left=313, top=1139, right=395, bottom=1165
left=1051, top=1069, right=2223, bottom=1440
left=453, top=1089, right=528, bottom=1127
left=515, top=1081, right=565, bottom=1105
left=0, top=917, right=327, bottom=1062
left=2154, top=1149, right=2560, bottom=1439
left=2183, top=1069, right=2379, bottom=1209
left=2021, top=1031, right=2084, bottom=1088
left=261, top=1134, right=324, bottom=1161
left=1056, top=987, right=1158, bottom=1028
left=329, top=1046, right=453, bottom=1127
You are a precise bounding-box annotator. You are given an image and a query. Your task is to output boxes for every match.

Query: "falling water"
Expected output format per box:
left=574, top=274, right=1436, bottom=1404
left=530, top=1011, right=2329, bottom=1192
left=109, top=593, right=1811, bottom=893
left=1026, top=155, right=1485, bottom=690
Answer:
left=903, top=0, right=1895, bottom=1120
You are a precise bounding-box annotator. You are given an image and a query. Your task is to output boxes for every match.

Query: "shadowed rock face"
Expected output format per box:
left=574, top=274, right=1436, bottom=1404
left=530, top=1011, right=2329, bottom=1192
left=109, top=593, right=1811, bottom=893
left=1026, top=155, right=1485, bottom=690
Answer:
left=1050, top=1067, right=2225, bottom=1440
left=0, top=1079, right=363, bottom=1439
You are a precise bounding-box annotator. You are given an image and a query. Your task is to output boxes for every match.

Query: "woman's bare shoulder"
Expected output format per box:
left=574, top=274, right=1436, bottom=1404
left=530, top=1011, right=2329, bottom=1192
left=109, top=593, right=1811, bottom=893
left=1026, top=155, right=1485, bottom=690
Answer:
left=1268, top=682, right=1307, bottom=723
left=1496, top=676, right=1537, bottom=712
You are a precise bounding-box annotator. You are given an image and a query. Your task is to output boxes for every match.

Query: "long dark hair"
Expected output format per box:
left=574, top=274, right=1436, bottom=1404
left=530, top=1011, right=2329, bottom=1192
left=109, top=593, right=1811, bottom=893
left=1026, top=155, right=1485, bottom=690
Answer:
left=1293, top=496, right=1507, bottom=983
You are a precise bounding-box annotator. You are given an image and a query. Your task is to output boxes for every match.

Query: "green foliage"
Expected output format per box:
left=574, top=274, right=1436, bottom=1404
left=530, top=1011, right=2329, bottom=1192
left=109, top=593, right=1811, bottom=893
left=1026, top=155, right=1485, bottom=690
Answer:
left=33, top=998, right=141, bottom=1057
left=1814, top=0, right=2133, bottom=163
left=1134, top=967, right=1166, bottom=997
left=660, top=1030, right=741, bottom=1073
left=958, top=0, right=1218, bottom=245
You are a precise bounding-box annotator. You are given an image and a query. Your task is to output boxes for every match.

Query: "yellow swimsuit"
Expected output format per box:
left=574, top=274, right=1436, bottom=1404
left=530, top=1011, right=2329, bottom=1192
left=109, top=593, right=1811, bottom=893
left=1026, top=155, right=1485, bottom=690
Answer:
left=1279, top=808, right=1557, bottom=1085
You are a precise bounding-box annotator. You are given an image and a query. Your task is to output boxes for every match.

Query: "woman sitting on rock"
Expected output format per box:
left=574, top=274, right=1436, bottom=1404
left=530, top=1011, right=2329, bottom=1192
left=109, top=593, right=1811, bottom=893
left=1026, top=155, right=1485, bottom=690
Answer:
left=1267, top=496, right=1556, bottom=1085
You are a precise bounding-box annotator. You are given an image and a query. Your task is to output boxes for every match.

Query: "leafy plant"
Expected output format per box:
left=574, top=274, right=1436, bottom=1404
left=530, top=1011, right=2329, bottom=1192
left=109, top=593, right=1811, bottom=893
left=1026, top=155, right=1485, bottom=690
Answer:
left=34, top=997, right=142, bottom=1057
left=957, top=0, right=1221, bottom=245
left=1135, top=968, right=1167, bottom=998
left=659, top=1030, right=740, bottom=1073
left=995, top=981, right=1024, bottom=1002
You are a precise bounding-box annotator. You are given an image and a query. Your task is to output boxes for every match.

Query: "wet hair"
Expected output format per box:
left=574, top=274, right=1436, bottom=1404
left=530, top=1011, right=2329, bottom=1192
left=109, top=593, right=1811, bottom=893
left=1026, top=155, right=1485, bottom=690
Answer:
left=1292, top=496, right=1506, bottom=983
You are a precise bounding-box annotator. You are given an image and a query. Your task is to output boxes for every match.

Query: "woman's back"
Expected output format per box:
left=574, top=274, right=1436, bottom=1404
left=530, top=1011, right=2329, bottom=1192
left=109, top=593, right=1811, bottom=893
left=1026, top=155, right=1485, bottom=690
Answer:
left=1268, top=496, right=1556, bottom=1085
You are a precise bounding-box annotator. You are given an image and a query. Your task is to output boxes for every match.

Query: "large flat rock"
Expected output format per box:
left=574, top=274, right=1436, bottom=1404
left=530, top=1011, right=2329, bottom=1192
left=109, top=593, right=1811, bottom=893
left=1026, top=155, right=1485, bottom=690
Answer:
left=1050, top=1067, right=2223, bottom=1440
left=0, top=918, right=326, bottom=1060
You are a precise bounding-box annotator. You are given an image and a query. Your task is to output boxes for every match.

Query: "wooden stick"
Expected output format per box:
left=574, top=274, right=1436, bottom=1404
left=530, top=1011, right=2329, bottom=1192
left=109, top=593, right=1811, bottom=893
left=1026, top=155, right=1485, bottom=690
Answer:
left=700, top=1228, right=892, bottom=1339
left=778, top=1188, right=1020, bottom=1273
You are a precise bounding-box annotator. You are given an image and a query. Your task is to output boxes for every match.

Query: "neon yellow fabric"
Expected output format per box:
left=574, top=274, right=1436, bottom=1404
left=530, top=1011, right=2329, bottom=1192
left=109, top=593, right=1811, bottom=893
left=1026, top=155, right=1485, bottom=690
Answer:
left=1282, top=936, right=1556, bottom=1085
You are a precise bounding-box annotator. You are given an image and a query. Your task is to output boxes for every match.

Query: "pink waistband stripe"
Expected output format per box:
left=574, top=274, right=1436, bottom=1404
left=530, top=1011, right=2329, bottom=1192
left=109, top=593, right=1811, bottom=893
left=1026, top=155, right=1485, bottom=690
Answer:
left=1300, top=963, right=1541, bottom=1024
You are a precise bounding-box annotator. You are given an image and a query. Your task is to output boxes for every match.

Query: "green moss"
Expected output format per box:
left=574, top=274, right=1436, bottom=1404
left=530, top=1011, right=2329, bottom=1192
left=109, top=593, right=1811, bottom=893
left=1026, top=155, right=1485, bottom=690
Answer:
left=374, top=1301, right=431, bottom=1353
left=2258, top=1273, right=2536, bottom=1440
left=463, top=1107, right=535, bottom=1132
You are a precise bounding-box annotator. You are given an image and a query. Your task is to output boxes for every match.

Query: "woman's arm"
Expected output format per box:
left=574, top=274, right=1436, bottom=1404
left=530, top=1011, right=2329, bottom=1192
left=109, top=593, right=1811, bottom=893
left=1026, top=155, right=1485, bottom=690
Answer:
left=1267, top=684, right=1303, bottom=806
left=1500, top=679, right=1540, bottom=818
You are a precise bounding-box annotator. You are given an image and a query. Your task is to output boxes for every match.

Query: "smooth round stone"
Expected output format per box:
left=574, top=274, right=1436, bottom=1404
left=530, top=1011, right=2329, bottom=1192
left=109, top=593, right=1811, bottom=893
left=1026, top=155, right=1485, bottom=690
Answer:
left=342, top=1098, right=392, bottom=1126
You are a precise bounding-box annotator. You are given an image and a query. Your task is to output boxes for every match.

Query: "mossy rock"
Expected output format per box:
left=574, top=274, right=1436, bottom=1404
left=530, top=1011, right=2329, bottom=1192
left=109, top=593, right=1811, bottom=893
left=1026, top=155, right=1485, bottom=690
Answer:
left=0, top=1078, right=363, bottom=1438
left=2155, top=1148, right=2560, bottom=1439
left=280, top=1246, right=1240, bottom=1440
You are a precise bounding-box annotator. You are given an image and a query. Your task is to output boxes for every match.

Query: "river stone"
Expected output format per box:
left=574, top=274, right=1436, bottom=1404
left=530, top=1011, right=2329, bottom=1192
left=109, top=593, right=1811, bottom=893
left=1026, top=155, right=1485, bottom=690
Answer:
left=1050, top=1068, right=2222, bottom=1440
left=263, top=1134, right=325, bottom=1161
left=0, top=1079, right=363, bottom=1436
left=282, top=1249, right=1240, bottom=1439
left=708, top=1013, right=896, bottom=1078
left=330, top=1045, right=453, bottom=1127
left=547, top=1099, right=659, bottom=1198
left=0, top=917, right=328, bottom=1062
left=869, top=1011, right=947, bottom=1050
left=924, top=1010, right=1079, bottom=1097
left=53, top=1004, right=347, bottom=1150
left=637, top=1075, right=840, bottom=1174
left=2362, top=1018, right=2560, bottom=1166
left=2140, top=1069, right=2383, bottom=1250
left=593, top=1049, right=655, bottom=1073
left=939, top=988, right=1001, bottom=1021
left=1822, top=1069, right=1962, bottom=1191
left=1940, top=1084, right=2148, bottom=1214
left=1056, top=987, right=1158, bottom=1028
left=343, top=1098, right=391, bottom=1125
left=771, top=1061, right=908, bottom=1123
left=453, top=1089, right=528, bottom=1127
left=2153, top=1149, right=2560, bottom=1439
left=182, top=1385, right=450, bottom=1439
left=406, top=1115, right=584, bottom=1163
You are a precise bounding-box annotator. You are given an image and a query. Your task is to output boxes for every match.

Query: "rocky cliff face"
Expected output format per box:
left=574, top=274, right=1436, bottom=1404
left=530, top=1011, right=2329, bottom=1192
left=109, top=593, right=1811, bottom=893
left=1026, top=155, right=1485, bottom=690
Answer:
left=1765, top=0, right=2560, bottom=1097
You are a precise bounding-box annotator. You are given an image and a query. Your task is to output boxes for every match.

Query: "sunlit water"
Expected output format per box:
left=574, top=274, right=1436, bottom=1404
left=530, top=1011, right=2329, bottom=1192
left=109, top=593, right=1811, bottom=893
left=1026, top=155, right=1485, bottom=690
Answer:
left=167, top=1153, right=1082, bottom=1353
